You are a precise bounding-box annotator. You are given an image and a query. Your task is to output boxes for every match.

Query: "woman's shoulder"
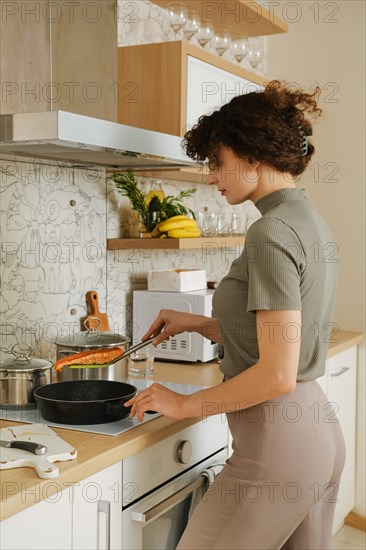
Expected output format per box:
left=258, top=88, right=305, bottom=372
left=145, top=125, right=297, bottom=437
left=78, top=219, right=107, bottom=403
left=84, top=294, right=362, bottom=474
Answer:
left=246, top=215, right=301, bottom=245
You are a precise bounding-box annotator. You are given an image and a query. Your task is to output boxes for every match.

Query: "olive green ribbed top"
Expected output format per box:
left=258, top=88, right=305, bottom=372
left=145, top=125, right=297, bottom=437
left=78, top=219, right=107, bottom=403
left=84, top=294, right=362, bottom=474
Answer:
left=213, top=188, right=339, bottom=381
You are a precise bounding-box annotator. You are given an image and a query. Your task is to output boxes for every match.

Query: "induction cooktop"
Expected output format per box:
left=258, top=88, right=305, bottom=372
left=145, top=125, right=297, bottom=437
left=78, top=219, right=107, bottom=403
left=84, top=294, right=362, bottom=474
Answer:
left=0, top=379, right=205, bottom=436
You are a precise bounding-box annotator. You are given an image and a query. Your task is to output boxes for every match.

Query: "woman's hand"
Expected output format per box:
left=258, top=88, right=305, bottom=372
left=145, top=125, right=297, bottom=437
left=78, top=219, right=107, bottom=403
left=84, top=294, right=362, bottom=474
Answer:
left=142, top=309, right=196, bottom=345
left=124, top=382, right=191, bottom=422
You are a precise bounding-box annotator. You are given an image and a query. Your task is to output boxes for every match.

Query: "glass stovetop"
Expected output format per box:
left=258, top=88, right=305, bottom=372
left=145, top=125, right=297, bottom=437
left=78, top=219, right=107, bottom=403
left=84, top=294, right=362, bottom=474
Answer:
left=0, top=379, right=205, bottom=437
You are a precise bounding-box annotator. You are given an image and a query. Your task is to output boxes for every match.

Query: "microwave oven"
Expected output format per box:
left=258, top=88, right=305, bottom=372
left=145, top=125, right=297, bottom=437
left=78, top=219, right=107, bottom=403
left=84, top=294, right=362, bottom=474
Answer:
left=132, top=289, right=218, bottom=362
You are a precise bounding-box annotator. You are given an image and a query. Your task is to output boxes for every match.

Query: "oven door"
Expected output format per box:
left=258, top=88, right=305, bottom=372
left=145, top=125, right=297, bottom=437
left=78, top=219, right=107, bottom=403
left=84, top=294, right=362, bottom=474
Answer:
left=122, top=449, right=227, bottom=550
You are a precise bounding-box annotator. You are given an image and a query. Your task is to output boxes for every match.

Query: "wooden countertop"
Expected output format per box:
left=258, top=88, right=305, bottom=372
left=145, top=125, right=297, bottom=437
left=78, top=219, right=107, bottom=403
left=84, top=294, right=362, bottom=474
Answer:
left=0, top=330, right=363, bottom=521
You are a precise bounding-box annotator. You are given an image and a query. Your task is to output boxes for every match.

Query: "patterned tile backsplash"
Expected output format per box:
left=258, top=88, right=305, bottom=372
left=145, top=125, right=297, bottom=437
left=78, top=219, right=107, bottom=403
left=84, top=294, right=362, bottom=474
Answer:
left=0, top=157, right=260, bottom=362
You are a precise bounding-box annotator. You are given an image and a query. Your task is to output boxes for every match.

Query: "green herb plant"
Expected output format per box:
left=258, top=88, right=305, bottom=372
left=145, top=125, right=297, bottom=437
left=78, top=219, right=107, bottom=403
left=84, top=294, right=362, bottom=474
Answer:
left=111, top=170, right=196, bottom=232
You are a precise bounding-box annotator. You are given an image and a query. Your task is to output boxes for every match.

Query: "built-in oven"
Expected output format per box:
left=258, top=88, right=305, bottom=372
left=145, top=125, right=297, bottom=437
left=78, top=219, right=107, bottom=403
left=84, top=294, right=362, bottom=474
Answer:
left=122, top=415, right=229, bottom=550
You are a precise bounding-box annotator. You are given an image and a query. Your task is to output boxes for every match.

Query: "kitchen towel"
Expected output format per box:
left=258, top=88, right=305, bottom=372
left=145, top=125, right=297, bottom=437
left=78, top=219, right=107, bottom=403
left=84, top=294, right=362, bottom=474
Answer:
left=188, top=463, right=225, bottom=518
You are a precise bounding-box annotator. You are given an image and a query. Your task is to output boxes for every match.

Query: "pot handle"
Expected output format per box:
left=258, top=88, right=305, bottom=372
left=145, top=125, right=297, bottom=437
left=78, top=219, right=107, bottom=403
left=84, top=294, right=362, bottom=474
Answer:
left=83, top=317, right=102, bottom=332
left=11, top=343, right=33, bottom=361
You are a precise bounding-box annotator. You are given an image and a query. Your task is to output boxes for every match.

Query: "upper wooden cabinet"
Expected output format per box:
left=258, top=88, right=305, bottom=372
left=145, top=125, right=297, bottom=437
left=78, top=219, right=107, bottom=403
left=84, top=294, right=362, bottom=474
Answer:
left=118, top=40, right=266, bottom=138
left=150, top=1, right=288, bottom=38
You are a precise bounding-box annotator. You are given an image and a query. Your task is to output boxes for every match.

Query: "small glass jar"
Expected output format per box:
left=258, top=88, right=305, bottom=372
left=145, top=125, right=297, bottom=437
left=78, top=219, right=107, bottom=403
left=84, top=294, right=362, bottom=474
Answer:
left=139, top=212, right=160, bottom=238
left=145, top=181, right=165, bottom=205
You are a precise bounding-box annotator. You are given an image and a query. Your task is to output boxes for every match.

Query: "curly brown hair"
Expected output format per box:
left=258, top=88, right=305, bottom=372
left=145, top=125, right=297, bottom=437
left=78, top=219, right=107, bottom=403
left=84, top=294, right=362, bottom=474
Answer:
left=183, top=80, right=322, bottom=176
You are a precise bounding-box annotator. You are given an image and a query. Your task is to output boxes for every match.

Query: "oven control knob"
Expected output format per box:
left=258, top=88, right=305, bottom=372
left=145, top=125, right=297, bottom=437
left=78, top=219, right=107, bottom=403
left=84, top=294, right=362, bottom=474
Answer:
left=177, top=440, right=192, bottom=464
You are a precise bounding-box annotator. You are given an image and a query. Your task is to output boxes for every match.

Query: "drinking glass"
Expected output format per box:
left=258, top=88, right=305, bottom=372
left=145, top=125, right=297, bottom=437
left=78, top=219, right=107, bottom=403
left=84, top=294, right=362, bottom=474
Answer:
left=215, top=212, right=228, bottom=236
left=231, top=38, right=249, bottom=64
left=196, top=22, right=214, bottom=49
left=128, top=348, right=154, bottom=377
left=139, top=212, right=160, bottom=238
left=182, top=11, right=200, bottom=42
left=228, top=213, right=247, bottom=236
left=202, top=212, right=217, bottom=237
left=212, top=30, right=232, bottom=57
left=247, top=41, right=263, bottom=69
left=166, top=2, right=188, bottom=38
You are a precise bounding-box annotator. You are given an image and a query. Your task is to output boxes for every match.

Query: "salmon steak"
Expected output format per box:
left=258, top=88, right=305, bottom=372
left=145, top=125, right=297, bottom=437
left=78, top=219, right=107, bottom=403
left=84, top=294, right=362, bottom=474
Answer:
left=54, top=347, right=125, bottom=372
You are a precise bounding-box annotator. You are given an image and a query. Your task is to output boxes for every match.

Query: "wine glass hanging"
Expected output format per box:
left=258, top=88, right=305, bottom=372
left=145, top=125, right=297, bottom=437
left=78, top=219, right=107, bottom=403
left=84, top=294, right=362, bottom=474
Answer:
left=166, top=2, right=188, bottom=39
left=182, top=11, right=201, bottom=42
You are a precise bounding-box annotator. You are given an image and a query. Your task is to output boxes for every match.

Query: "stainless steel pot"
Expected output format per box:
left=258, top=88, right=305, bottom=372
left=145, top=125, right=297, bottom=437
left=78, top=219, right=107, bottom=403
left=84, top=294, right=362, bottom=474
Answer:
left=0, top=344, right=53, bottom=409
left=54, top=318, right=130, bottom=382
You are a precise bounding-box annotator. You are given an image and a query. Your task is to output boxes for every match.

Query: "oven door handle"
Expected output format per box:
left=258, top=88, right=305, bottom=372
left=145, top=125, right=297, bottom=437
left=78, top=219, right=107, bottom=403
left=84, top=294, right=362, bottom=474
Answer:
left=130, top=475, right=206, bottom=523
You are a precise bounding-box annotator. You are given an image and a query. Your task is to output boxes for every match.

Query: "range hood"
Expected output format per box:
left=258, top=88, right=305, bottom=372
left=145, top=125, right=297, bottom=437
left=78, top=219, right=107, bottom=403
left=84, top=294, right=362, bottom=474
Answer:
left=0, top=111, right=196, bottom=170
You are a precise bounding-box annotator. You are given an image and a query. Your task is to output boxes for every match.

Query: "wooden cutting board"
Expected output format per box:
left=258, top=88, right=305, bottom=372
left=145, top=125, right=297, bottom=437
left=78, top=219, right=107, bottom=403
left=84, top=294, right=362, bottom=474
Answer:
left=0, top=424, right=77, bottom=479
left=81, top=290, right=110, bottom=331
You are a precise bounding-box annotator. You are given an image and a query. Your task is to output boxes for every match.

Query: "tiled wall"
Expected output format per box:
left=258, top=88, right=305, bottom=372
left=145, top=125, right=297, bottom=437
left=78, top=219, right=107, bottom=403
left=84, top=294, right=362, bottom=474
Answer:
left=0, top=157, right=260, bottom=362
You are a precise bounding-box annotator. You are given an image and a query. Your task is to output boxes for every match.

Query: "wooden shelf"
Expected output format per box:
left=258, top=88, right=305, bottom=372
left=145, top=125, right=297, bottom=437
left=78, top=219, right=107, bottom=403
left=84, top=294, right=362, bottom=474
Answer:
left=151, top=1, right=288, bottom=38
left=107, top=237, right=245, bottom=250
left=106, top=166, right=208, bottom=184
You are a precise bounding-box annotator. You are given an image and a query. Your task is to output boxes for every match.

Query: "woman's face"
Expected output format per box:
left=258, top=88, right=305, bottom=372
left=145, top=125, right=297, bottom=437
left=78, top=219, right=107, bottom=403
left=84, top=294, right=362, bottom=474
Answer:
left=207, top=146, right=259, bottom=205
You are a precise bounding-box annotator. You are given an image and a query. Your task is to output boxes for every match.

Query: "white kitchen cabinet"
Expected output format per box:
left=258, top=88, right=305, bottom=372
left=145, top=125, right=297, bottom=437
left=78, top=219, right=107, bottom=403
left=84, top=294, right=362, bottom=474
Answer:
left=118, top=41, right=265, bottom=183
left=186, top=56, right=262, bottom=131
left=0, top=488, right=72, bottom=550
left=326, top=346, right=358, bottom=534
left=0, top=464, right=122, bottom=550
left=118, top=41, right=265, bottom=138
left=72, top=463, right=122, bottom=550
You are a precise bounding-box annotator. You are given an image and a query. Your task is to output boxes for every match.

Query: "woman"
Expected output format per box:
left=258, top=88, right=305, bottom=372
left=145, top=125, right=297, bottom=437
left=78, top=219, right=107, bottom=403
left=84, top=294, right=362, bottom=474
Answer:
left=124, top=81, right=345, bottom=549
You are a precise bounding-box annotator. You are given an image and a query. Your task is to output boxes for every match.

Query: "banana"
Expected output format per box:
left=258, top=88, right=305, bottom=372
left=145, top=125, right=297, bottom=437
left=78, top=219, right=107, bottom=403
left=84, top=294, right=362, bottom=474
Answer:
left=151, top=225, right=162, bottom=238
left=160, top=214, right=192, bottom=224
left=167, top=228, right=202, bottom=238
left=158, top=218, right=197, bottom=232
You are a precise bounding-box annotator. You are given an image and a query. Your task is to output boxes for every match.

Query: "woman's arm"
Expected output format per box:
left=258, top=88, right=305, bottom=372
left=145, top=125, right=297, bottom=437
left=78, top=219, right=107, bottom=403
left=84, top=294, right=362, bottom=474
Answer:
left=142, top=309, right=223, bottom=345
left=127, top=309, right=301, bottom=421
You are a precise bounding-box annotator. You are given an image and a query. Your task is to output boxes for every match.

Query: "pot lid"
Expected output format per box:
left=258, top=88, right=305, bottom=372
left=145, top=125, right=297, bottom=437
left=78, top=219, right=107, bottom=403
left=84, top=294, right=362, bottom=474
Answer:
left=55, top=319, right=130, bottom=349
left=0, top=344, right=53, bottom=372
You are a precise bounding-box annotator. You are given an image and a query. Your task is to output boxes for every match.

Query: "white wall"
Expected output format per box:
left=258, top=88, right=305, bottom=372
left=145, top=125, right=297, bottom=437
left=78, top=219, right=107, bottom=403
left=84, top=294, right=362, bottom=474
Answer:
left=267, top=0, right=365, bottom=516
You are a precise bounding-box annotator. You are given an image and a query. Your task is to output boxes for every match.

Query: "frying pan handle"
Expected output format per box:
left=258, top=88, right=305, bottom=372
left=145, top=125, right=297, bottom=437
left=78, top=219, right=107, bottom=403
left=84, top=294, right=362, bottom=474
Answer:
left=106, top=403, right=157, bottom=417
left=106, top=402, right=132, bottom=417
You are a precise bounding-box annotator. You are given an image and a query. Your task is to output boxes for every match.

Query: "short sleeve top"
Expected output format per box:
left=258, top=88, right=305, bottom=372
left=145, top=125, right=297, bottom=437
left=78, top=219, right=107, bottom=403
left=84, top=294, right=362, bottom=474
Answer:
left=212, top=188, right=339, bottom=381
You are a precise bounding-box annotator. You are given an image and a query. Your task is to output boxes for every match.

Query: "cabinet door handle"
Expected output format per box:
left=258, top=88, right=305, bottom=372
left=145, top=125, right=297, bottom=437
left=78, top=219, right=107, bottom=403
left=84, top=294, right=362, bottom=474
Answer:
left=331, top=366, right=350, bottom=377
left=131, top=475, right=205, bottom=523
left=97, top=500, right=110, bottom=550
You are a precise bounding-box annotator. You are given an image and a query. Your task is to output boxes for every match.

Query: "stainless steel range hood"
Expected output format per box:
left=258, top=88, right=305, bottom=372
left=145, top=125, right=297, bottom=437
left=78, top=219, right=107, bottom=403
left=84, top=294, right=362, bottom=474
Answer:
left=0, top=111, right=196, bottom=170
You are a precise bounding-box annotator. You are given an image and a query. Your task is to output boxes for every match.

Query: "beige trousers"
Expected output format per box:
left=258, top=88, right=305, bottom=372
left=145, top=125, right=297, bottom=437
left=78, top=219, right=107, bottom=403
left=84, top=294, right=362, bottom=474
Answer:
left=177, top=380, right=345, bottom=550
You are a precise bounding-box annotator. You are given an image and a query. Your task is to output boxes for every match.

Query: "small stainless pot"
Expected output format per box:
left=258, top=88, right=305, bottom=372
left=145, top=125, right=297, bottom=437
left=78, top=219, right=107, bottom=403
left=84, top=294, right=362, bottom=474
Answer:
left=54, top=318, right=130, bottom=382
left=0, top=344, right=53, bottom=409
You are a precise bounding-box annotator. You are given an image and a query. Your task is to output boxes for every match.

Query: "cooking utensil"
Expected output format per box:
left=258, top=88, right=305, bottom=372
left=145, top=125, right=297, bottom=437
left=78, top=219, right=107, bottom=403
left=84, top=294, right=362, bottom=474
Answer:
left=118, top=337, right=155, bottom=360
left=34, top=380, right=138, bottom=425
left=0, top=343, right=53, bottom=409
left=0, top=440, right=47, bottom=455
left=82, top=290, right=110, bottom=331
left=55, top=326, right=130, bottom=383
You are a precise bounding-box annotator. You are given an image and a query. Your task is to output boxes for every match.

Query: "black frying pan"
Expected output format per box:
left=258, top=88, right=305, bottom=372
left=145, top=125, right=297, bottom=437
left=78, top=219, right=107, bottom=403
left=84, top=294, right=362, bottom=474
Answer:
left=33, top=380, right=137, bottom=425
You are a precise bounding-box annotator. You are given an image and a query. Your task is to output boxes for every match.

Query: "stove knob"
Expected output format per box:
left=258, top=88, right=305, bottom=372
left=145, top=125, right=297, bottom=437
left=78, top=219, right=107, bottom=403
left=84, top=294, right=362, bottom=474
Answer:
left=177, top=440, right=192, bottom=464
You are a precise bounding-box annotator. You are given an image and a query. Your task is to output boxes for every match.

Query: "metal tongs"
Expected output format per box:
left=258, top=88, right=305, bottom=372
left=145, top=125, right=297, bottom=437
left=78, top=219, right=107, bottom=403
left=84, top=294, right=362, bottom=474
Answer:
left=118, top=337, right=156, bottom=360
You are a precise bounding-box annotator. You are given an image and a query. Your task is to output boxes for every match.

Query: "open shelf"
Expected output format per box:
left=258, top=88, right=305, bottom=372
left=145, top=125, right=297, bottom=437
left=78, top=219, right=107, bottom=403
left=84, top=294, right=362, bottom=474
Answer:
left=107, top=236, right=245, bottom=250
left=150, top=1, right=288, bottom=38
